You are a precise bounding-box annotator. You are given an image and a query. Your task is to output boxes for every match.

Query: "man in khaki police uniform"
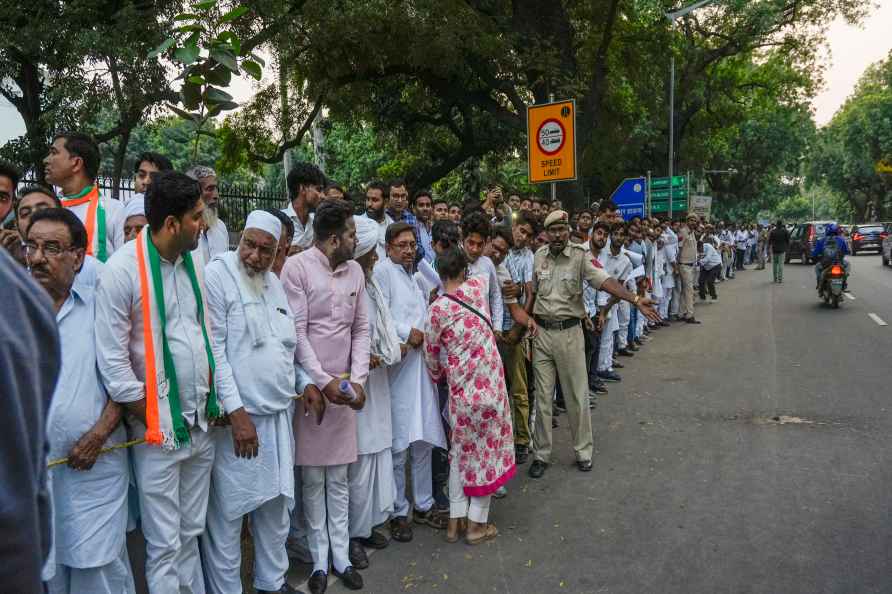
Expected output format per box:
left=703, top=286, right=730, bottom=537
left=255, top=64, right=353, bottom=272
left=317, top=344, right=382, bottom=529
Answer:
left=528, top=210, right=660, bottom=479
left=677, top=214, right=700, bottom=324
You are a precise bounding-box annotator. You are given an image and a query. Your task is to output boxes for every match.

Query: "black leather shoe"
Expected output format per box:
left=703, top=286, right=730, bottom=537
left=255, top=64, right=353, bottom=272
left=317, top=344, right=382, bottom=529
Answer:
left=528, top=459, right=548, bottom=479
left=332, top=566, right=364, bottom=590
left=616, top=348, right=634, bottom=357
left=685, top=317, right=702, bottom=324
left=577, top=459, right=593, bottom=472
left=308, top=570, right=327, bottom=594
left=356, top=531, right=388, bottom=549
left=348, top=538, right=369, bottom=569
left=256, top=583, right=305, bottom=594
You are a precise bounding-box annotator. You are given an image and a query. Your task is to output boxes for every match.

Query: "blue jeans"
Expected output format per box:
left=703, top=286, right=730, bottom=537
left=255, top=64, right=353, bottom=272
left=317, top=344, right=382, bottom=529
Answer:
left=628, top=307, right=639, bottom=344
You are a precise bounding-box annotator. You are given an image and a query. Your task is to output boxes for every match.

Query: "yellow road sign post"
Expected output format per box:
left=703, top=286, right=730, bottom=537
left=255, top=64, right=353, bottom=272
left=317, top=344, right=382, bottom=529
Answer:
left=527, top=99, right=577, bottom=185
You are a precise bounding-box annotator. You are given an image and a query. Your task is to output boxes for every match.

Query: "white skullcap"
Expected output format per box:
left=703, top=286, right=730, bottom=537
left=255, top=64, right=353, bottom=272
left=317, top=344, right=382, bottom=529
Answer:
left=245, top=210, right=282, bottom=241
left=353, top=215, right=378, bottom=259
left=124, top=195, right=146, bottom=220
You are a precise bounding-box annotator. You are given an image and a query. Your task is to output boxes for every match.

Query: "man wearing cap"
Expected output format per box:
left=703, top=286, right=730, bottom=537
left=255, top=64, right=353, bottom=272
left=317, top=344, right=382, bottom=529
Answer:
left=528, top=210, right=659, bottom=479
left=201, top=210, right=300, bottom=594
left=187, top=165, right=230, bottom=262
left=677, top=215, right=701, bottom=324
left=123, top=197, right=148, bottom=243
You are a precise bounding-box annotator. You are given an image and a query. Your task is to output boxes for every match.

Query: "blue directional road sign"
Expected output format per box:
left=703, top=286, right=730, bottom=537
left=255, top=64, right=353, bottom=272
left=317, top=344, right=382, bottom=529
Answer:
left=610, top=177, right=646, bottom=221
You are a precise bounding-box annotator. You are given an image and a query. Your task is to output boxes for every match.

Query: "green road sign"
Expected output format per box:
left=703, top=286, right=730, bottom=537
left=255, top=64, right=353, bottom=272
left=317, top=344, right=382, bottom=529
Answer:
left=651, top=199, right=688, bottom=214
left=650, top=175, right=686, bottom=190
left=650, top=188, right=689, bottom=201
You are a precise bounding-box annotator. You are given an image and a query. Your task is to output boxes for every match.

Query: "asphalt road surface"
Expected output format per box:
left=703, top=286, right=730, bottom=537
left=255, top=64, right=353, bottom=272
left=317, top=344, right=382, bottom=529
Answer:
left=296, top=254, right=892, bottom=594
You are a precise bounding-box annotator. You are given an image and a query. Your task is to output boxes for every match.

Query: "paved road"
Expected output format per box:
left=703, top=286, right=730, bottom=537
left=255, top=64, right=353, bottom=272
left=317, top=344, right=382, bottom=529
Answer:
left=301, top=254, right=892, bottom=594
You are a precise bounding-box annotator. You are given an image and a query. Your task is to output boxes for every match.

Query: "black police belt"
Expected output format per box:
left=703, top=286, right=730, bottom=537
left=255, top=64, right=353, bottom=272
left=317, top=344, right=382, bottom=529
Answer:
left=533, top=316, right=581, bottom=331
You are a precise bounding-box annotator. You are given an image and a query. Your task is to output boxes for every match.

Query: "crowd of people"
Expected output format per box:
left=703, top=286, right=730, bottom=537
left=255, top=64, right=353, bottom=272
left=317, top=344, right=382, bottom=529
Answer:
left=2, top=131, right=773, bottom=594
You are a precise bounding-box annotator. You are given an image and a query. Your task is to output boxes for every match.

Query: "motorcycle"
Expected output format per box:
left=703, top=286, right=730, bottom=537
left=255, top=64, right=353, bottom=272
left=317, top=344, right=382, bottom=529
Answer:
left=818, top=263, right=847, bottom=308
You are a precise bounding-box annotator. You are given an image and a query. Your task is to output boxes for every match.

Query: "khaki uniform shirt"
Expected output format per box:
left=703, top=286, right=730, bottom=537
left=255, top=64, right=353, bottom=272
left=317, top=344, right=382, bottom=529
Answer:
left=678, top=226, right=698, bottom=264
left=532, top=244, right=610, bottom=321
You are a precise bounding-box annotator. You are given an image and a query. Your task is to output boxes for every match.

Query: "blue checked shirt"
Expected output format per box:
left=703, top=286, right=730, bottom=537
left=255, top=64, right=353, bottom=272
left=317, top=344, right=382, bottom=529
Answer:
left=504, top=248, right=534, bottom=329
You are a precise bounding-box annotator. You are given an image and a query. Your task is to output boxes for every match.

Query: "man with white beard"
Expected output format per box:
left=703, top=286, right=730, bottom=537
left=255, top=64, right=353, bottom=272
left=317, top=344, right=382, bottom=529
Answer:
left=187, top=165, right=229, bottom=262
left=201, top=211, right=300, bottom=594
left=346, top=216, right=400, bottom=569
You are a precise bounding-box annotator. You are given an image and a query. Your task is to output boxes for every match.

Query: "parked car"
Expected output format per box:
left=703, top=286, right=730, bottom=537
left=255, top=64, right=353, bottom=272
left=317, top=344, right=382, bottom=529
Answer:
left=850, top=223, right=887, bottom=255
left=786, top=221, right=837, bottom=264
left=882, top=223, right=892, bottom=266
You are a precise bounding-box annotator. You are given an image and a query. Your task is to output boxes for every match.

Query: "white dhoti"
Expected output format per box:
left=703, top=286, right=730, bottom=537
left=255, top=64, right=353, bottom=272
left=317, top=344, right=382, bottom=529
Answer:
left=202, top=411, right=294, bottom=593
left=131, top=426, right=215, bottom=594
left=392, top=441, right=434, bottom=516
left=303, top=464, right=350, bottom=573
left=47, top=543, right=135, bottom=594
left=348, top=450, right=395, bottom=538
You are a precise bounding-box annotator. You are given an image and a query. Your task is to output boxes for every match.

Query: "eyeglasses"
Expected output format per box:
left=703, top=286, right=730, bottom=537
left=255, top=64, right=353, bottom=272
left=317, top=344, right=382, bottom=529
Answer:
left=25, top=240, right=74, bottom=257
left=393, top=241, right=417, bottom=251
left=241, top=237, right=276, bottom=257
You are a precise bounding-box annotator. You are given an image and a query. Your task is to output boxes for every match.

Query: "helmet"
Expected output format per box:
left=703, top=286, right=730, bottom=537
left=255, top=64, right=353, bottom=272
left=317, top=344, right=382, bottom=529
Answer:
left=825, top=223, right=838, bottom=236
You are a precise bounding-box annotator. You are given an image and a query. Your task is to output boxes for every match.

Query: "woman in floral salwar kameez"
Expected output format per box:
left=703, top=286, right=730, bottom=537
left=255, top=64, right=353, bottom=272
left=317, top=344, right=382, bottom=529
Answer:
left=423, top=247, right=516, bottom=545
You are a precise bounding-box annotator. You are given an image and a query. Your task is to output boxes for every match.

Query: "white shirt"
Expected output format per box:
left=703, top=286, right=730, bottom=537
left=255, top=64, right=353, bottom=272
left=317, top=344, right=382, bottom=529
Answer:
left=700, top=242, right=722, bottom=269
left=64, top=194, right=125, bottom=259
left=195, top=219, right=230, bottom=264
left=95, top=240, right=212, bottom=429
left=467, top=255, right=504, bottom=332
left=735, top=230, right=749, bottom=249
left=282, top=203, right=315, bottom=248
left=356, top=212, right=393, bottom=261
left=47, top=283, right=129, bottom=568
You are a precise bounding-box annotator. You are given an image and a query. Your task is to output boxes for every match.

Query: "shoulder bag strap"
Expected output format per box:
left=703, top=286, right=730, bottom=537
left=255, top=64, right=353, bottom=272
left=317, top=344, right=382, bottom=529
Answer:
left=444, top=293, right=494, bottom=333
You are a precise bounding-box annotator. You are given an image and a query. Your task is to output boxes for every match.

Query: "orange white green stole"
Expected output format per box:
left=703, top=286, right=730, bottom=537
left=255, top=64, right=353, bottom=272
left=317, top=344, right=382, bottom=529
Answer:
left=134, top=227, right=221, bottom=449
left=61, top=185, right=107, bottom=262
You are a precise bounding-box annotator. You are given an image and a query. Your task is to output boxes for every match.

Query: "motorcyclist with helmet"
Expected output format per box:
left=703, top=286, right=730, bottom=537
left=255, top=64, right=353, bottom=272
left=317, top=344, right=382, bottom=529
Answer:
left=811, top=223, right=849, bottom=291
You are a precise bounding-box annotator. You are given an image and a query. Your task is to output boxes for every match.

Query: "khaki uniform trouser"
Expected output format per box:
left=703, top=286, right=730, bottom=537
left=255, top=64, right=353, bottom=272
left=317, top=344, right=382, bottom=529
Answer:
left=679, top=264, right=695, bottom=318
left=498, top=339, right=531, bottom=447
left=531, top=324, right=592, bottom=464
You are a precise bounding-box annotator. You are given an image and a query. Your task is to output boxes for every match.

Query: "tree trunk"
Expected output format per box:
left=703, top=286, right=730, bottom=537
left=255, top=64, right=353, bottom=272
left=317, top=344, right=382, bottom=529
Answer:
left=110, top=128, right=131, bottom=201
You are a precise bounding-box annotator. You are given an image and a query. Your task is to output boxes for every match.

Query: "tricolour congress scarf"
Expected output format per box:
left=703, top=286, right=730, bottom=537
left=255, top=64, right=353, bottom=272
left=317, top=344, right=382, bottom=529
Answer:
left=61, top=185, right=107, bottom=262
left=135, top=227, right=221, bottom=449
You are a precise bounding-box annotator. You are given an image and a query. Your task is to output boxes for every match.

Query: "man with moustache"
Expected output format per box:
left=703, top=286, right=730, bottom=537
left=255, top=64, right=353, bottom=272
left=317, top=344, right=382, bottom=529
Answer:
left=201, top=211, right=301, bottom=594
left=26, top=209, right=133, bottom=594
left=283, top=162, right=326, bottom=252
left=95, top=170, right=221, bottom=593
left=44, top=132, right=125, bottom=262
left=358, top=181, right=393, bottom=260
left=1, top=184, right=61, bottom=265
left=187, top=165, right=229, bottom=262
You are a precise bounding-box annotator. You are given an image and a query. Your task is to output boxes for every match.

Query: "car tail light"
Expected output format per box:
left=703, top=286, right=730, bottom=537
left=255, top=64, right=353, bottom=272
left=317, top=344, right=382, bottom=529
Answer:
left=853, top=233, right=863, bottom=241
left=882, top=232, right=888, bottom=240
left=808, top=227, right=815, bottom=242
left=830, top=265, right=845, bottom=276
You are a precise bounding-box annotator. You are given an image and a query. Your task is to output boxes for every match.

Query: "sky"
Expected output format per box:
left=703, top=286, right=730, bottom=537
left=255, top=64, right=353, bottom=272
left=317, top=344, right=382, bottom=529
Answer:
left=2, top=3, right=891, bottom=144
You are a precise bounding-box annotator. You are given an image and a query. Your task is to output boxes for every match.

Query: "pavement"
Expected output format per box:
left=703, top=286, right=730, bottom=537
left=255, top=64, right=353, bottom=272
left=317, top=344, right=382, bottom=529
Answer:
left=295, top=254, right=892, bottom=594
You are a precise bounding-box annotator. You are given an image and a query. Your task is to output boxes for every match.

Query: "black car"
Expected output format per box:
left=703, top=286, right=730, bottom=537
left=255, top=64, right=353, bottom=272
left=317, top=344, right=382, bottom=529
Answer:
left=850, top=223, right=887, bottom=255
left=786, top=221, right=836, bottom=264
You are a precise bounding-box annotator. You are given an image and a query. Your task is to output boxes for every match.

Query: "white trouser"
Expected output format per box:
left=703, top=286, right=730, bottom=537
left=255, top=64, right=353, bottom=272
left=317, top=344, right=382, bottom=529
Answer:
left=288, top=466, right=310, bottom=546
left=348, top=451, right=394, bottom=539
left=659, top=287, right=672, bottom=319
left=202, top=495, right=290, bottom=593
left=447, top=449, right=491, bottom=523
left=671, top=281, right=681, bottom=316
left=616, top=302, right=630, bottom=349
left=392, top=441, right=434, bottom=517
left=47, top=543, right=135, bottom=594
left=132, top=428, right=214, bottom=594
left=597, top=326, right=615, bottom=372
left=302, top=464, right=350, bottom=574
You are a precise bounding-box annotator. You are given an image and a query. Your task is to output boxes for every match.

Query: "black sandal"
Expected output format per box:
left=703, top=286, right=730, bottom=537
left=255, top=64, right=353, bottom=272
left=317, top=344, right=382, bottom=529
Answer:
left=389, top=516, right=413, bottom=542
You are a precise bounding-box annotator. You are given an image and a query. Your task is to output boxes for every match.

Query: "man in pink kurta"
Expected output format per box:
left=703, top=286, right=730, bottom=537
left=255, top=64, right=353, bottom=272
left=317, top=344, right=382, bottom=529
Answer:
left=281, top=199, right=370, bottom=593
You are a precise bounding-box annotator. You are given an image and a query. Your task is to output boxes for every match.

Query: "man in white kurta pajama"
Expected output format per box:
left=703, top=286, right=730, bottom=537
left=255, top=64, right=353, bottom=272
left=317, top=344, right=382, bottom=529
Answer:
left=96, top=171, right=219, bottom=594
left=26, top=209, right=134, bottom=594
left=201, top=212, right=299, bottom=594
left=346, top=218, right=400, bottom=568
left=372, top=224, right=447, bottom=542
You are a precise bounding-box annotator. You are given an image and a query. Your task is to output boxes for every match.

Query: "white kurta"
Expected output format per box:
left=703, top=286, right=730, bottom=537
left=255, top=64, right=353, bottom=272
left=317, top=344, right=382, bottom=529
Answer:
left=195, top=219, right=230, bottom=264
left=64, top=194, right=125, bottom=259
left=356, top=212, right=394, bottom=261
left=372, top=257, right=446, bottom=452
left=47, top=285, right=130, bottom=570
left=204, top=252, right=297, bottom=520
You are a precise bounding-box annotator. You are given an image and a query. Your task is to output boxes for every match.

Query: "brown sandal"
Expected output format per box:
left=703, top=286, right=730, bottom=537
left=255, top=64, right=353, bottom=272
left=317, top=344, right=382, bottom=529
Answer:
left=389, top=516, right=413, bottom=542
left=446, top=518, right=467, bottom=543
left=413, top=507, right=448, bottom=530
left=465, top=523, right=498, bottom=545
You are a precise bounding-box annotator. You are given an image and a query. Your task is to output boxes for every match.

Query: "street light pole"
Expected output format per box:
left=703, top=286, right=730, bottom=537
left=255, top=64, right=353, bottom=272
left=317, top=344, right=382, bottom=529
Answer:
left=668, top=55, right=675, bottom=220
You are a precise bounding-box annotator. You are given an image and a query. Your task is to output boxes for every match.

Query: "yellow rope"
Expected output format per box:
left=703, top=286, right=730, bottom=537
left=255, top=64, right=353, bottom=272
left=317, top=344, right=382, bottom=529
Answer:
left=47, top=438, right=145, bottom=469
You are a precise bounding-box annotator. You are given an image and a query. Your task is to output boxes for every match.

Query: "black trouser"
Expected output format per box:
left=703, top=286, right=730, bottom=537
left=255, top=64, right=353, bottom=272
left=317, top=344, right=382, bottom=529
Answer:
left=699, top=265, right=719, bottom=299
left=583, top=321, right=600, bottom=386
left=431, top=380, right=450, bottom=509
left=735, top=248, right=746, bottom=270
